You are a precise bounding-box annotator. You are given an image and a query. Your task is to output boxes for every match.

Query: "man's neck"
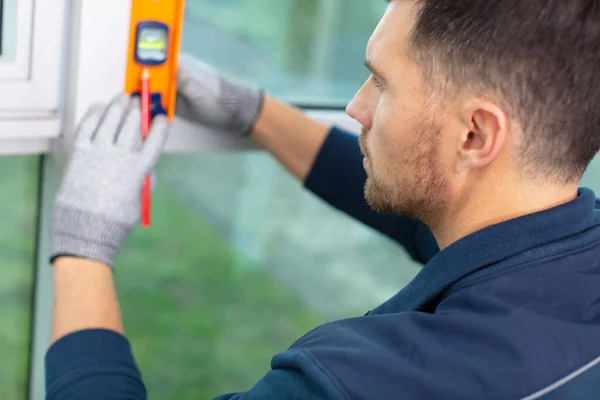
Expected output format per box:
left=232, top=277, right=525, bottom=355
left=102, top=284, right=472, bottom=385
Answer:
left=433, top=181, right=580, bottom=250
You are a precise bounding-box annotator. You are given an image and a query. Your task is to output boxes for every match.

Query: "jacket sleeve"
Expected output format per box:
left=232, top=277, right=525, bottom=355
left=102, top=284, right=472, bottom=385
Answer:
left=213, top=367, right=329, bottom=400
left=304, top=126, right=439, bottom=264
left=45, top=329, right=147, bottom=400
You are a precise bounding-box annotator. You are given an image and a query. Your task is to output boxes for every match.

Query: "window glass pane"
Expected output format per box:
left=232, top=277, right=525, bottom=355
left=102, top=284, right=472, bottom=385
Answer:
left=180, top=0, right=386, bottom=106
left=0, top=0, right=18, bottom=62
left=116, top=153, right=422, bottom=398
left=0, top=155, right=40, bottom=399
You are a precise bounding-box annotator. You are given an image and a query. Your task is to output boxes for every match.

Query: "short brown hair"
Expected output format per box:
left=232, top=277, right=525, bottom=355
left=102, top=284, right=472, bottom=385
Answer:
left=408, top=0, right=600, bottom=183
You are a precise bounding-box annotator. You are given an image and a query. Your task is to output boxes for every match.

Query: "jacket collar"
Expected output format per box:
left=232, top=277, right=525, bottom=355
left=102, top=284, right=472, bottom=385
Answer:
left=370, top=188, right=600, bottom=314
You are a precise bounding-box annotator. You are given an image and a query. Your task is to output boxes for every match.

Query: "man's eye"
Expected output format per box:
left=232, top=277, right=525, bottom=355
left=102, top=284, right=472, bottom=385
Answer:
left=371, top=75, right=384, bottom=90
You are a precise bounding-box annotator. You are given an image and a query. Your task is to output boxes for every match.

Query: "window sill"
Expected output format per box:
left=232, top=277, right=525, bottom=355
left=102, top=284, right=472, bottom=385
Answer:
left=0, top=109, right=360, bottom=156
left=163, top=109, right=360, bottom=153
left=0, top=114, right=61, bottom=154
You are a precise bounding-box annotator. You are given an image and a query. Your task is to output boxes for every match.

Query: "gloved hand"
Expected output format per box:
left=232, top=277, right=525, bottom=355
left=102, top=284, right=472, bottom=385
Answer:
left=51, top=94, right=170, bottom=268
left=175, top=55, right=264, bottom=136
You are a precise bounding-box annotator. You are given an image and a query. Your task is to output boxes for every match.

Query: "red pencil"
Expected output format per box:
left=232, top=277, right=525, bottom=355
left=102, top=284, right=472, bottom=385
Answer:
left=140, top=68, right=151, bottom=227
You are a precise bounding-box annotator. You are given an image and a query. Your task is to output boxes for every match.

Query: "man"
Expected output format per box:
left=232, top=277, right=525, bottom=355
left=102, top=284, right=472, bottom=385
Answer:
left=45, top=0, right=600, bottom=399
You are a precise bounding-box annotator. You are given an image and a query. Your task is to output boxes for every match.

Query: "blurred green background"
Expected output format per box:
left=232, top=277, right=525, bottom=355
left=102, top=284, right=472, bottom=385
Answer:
left=0, top=156, right=40, bottom=400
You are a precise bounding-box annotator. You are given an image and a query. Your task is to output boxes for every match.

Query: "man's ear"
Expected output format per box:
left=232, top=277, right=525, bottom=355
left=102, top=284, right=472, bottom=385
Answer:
left=455, top=99, right=508, bottom=173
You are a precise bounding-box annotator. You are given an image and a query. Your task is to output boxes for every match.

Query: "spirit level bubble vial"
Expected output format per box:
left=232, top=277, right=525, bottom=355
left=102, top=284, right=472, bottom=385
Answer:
left=124, top=0, right=186, bottom=227
left=135, top=21, right=169, bottom=65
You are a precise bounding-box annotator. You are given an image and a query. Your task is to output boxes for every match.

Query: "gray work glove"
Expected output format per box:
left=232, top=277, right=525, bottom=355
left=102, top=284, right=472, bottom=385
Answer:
left=175, top=55, right=264, bottom=136
left=51, top=94, right=170, bottom=267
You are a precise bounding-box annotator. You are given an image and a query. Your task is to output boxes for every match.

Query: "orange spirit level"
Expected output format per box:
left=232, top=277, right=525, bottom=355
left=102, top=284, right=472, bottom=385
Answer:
left=124, top=0, right=186, bottom=227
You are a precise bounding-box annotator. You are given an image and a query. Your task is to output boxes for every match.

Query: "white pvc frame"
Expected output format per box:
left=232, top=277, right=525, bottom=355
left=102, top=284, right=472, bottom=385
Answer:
left=0, top=0, right=69, bottom=153
left=0, top=0, right=67, bottom=110
left=0, top=0, right=32, bottom=78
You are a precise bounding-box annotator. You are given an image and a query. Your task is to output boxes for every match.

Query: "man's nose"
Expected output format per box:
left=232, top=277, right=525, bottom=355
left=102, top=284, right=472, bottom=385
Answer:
left=346, top=84, right=373, bottom=131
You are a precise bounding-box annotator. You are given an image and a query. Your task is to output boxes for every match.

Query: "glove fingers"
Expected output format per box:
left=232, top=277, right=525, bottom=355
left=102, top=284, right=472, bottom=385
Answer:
left=176, top=58, right=203, bottom=102
left=93, top=94, right=132, bottom=147
left=115, top=97, right=143, bottom=151
left=141, top=114, right=170, bottom=172
left=175, top=57, right=221, bottom=122
left=75, top=103, right=105, bottom=146
left=177, top=67, right=218, bottom=104
left=174, top=57, right=263, bottom=136
left=174, top=91, right=197, bottom=123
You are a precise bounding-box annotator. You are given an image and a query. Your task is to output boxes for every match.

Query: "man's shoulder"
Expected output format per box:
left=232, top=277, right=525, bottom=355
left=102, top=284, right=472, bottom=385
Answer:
left=270, top=199, right=600, bottom=399
left=280, top=287, right=600, bottom=400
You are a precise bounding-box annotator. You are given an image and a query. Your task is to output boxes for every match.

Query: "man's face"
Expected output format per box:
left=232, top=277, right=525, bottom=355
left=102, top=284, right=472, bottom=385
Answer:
left=347, top=1, right=452, bottom=226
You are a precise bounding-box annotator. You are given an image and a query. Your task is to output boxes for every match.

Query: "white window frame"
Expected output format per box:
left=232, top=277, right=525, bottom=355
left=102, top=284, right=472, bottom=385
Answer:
left=0, top=0, right=67, bottom=110
left=0, top=0, right=69, bottom=152
left=0, top=0, right=33, bottom=78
